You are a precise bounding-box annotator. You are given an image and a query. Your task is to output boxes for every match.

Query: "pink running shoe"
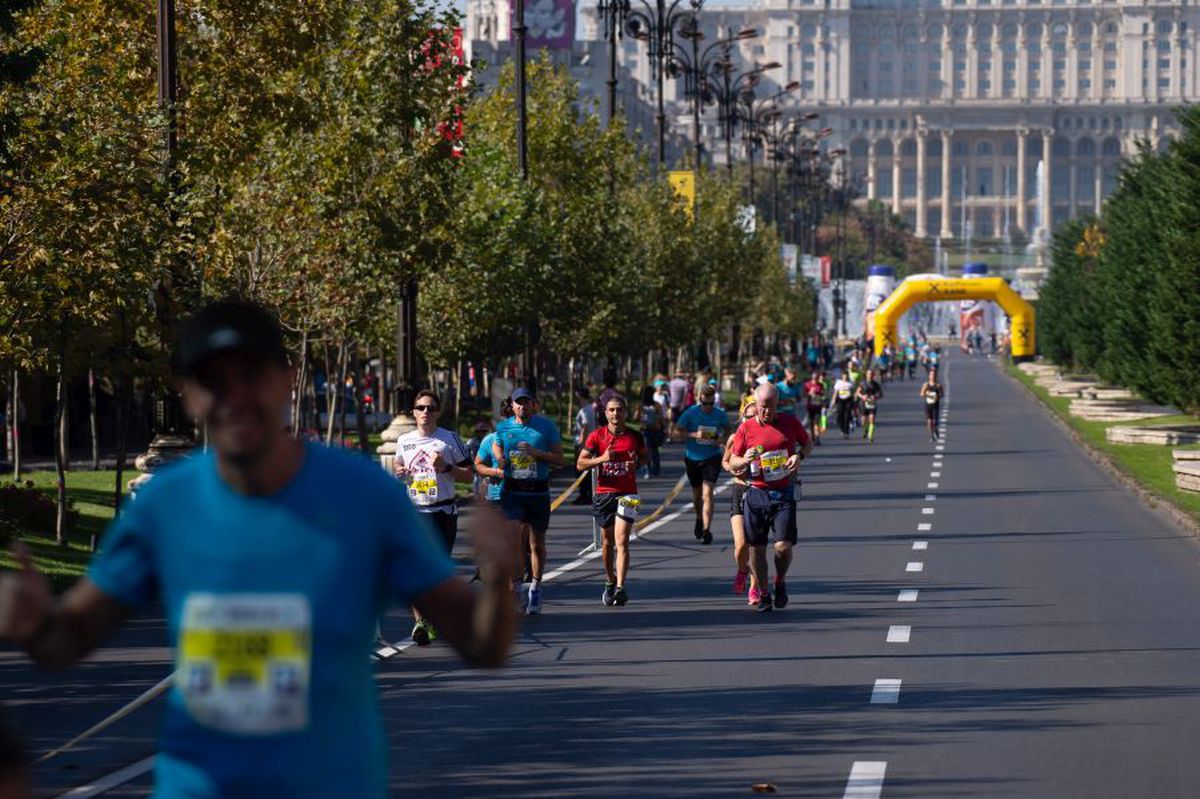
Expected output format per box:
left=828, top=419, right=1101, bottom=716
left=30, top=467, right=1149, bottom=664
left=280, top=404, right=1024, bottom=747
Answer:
left=733, top=570, right=749, bottom=595
left=747, top=586, right=761, bottom=606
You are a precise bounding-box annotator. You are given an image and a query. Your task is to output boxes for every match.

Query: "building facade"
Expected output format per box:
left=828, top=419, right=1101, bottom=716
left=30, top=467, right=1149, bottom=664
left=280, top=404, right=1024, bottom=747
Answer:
left=468, top=0, right=1197, bottom=239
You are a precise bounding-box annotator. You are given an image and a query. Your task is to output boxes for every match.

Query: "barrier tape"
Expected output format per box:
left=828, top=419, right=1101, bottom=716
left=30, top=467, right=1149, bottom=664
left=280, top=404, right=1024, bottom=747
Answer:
left=549, top=470, right=589, bottom=512
left=38, top=672, right=174, bottom=764
left=633, top=475, right=689, bottom=531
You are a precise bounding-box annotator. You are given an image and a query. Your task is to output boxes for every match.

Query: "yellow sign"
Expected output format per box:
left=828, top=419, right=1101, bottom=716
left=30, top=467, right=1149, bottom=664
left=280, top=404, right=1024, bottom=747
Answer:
left=668, top=171, right=696, bottom=216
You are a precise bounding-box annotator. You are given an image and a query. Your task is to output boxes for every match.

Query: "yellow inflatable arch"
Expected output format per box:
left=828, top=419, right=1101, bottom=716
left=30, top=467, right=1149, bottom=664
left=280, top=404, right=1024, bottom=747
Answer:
left=872, top=277, right=1036, bottom=362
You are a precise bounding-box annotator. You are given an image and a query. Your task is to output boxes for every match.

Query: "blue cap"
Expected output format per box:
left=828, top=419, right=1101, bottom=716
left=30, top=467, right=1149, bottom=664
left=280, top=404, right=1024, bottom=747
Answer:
left=868, top=264, right=894, bottom=277
left=963, top=262, right=988, bottom=275
left=511, top=387, right=535, bottom=402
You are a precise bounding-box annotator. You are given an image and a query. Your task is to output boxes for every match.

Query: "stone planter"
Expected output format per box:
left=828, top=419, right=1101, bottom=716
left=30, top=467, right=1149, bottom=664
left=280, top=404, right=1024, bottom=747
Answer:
left=1107, top=426, right=1200, bottom=446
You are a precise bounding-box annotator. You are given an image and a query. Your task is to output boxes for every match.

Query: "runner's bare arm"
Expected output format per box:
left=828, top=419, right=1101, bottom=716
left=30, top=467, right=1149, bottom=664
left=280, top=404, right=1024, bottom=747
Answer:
left=576, top=446, right=609, bottom=470
left=413, top=511, right=518, bottom=668
left=474, top=453, right=504, bottom=480
left=0, top=546, right=129, bottom=669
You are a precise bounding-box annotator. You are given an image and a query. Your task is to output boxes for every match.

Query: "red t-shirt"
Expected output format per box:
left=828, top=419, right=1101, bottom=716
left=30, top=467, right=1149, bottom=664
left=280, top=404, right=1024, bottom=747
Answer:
left=803, top=379, right=825, bottom=408
left=584, top=426, right=646, bottom=495
left=731, top=413, right=810, bottom=489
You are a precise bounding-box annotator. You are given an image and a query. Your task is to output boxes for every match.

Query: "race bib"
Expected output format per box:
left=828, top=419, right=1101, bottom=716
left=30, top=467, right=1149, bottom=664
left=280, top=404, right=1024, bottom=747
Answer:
left=601, top=458, right=631, bottom=477
left=510, top=451, right=537, bottom=480
left=616, top=495, right=641, bottom=522
left=178, top=594, right=311, bottom=735
left=925, top=393, right=939, bottom=405
left=409, top=472, right=439, bottom=505
left=837, top=388, right=851, bottom=400
left=697, top=425, right=718, bottom=442
left=760, top=449, right=790, bottom=482
left=864, top=399, right=877, bottom=410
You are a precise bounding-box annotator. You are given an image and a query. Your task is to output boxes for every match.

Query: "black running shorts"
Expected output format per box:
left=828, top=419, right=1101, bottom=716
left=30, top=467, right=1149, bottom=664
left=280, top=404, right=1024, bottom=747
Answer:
left=741, top=485, right=798, bottom=547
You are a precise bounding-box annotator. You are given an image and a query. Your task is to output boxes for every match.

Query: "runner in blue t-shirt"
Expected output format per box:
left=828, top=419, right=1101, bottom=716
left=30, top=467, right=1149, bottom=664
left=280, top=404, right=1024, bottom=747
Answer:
left=492, top=387, right=564, bottom=615
left=0, top=302, right=517, bottom=799
left=672, top=385, right=728, bottom=544
left=774, top=368, right=802, bottom=417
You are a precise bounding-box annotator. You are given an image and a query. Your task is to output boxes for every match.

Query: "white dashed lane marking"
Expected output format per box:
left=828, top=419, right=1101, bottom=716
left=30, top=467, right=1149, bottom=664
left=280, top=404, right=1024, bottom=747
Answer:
left=906, top=561, right=924, bottom=572
left=887, top=625, right=912, bottom=643
left=917, top=523, right=932, bottom=531
left=870, top=679, right=902, bottom=705
left=897, top=589, right=919, bottom=602
left=921, top=507, right=935, bottom=515
left=927, top=482, right=939, bottom=489
left=844, top=761, right=887, bottom=799
left=913, top=541, right=928, bottom=550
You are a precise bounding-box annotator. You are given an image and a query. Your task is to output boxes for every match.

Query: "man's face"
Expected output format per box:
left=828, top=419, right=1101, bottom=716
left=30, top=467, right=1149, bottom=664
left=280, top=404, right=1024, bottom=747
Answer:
left=413, top=397, right=440, bottom=426
left=755, top=396, right=777, bottom=424
left=182, top=353, right=291, bottom=466
left=700, top=393, right=715, bottom=409
left=605, top=401, right=626, bottom=426
left=514, top=396, right=537, bottom=421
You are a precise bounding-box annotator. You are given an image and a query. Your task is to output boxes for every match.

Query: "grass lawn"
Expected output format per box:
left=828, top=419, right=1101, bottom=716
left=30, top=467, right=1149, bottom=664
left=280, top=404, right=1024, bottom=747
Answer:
left=1, top=468, right=136, bottom=590
left=1005, top=362, right=1200, bottom=526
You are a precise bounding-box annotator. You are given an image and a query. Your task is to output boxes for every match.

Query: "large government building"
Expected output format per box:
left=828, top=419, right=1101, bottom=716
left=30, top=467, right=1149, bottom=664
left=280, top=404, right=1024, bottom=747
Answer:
left=466, top=0, right=1197, bottom=241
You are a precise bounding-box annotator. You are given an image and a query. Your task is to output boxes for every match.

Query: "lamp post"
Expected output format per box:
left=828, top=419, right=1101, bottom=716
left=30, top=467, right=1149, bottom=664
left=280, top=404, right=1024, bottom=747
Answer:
left=705, top=55, right=779, bottom=180
left=514, top=0, right=529, bottom=179
left=739, top=84, right=798, bottom=220
left=626, top=0, right=704, bottom=170
left=666, top=25, right=759, bottom=180
left=828, top=147, right=849, bottom=338
left=597, top=0, right=631, bottom=126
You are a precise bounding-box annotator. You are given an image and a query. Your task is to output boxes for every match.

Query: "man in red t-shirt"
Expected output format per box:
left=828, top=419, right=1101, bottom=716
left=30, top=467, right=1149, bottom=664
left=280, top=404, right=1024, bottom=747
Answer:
left=803, top=371, right=826, bottom=446
left=728, top=383, right=813, bottom=612
left=577, top=396, right=648, bottom=607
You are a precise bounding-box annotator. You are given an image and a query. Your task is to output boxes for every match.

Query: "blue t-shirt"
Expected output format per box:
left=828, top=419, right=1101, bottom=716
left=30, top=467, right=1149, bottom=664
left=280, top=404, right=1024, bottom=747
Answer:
left=676, top=404, right=728, bottom=462
left=495, top=415, right=561, bottom=494
left=475, top=432, right=503, bottom=502
left=88, top=443, right=455, bottom=799
left=775, top=380, right=801, bottom=414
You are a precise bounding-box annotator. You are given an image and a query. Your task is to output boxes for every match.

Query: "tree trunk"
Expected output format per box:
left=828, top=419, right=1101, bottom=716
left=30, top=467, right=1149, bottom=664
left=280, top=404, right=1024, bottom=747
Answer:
left=323, top=342, right=336, bottom=445
left=453, top=358, right=463, bottom=431
left=353, top=344, right=370, bottom=455
left=337, top=343, right=349, bottom=446
left=7, top=370, right=18, bottom=479
left=54, top=354, right=68, bottom=546
left=89, top=367, right=100, bottom=470
left=566, top=357, right=576, bottom=439
left=58, top=373, right=69, bottom=474
left=293, top=329, right=309, bottom=439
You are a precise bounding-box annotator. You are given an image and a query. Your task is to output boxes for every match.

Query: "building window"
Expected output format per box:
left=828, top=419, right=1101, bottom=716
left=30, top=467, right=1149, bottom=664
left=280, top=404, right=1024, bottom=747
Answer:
left=955, top=61, right=966, bottom=71
left=980, top=79, right=991, bottom=90
left=802, top=80, right=815, bottom=89
left=1004, top=78, right=1016, bottom=88
left=904, top=78, right=918, bottom=90
left=1104, top=78, right=1116, bottom=88
left=1030, top=78, right=1041, bottom=89
left=929, top=59, right=941, bottom=71
left=1159, top=77, right=1170, bottom=88
left=1080, top=59, right=1091, bottom=70
left=1053, top=78, right=1065, bottom=88
left=1052, top=42, right=1067, bottom=55
left=1053, top=60, right=1066, bottom=71
left=1157, top=19, right=1172, bottom=34
left=1030, top=60, right=1041, bottom=71
left=1004, top=60, right=1016, bottom=71
left=1079, top=78, right=1091, bottom=89
left=803, top=43, right=816, bottom=55
left=1079, top=42, right=1092, bottom=54
left=1158, top=58, right=1170, bottom=69
left=1104, top=59, right=1117, bottom=70
left=1104, top=42, right=1117, bottom=53
left=1158, top=40, right=1171, bottom=53
left=955, top=78, right=966, bottom=89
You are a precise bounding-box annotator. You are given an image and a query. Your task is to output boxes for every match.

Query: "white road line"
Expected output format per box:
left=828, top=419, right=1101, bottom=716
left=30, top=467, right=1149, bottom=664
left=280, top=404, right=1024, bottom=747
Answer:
left=844, top=762, right=888, bottom=799
left=870, top=679, right=902, bottom=705
left=927, top=482, right=939, bottom=489
left=887, top=625, right=912, bottom=643
left=897, top=589, right=919, bottom=602
left=924, top=494, right=937, bottom=501
left=912, top=541, right=928, bottom=550
left=906, top=561, right=924, bottom=572
left=935, top=444, right=945, bottom=451
left=917, top=522, right=932, bottom=531
left=56, top=756, right=156, bottom=798
left=930, top=471, right=941, bottom=477
left=921, top=507, right=935, bottom=515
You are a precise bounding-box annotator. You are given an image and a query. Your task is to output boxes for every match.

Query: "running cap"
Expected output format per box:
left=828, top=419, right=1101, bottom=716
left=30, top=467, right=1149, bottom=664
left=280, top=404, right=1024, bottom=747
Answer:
left=511, top=387, right=535, bottom=402
left=176, top=300, right=288, bottom=377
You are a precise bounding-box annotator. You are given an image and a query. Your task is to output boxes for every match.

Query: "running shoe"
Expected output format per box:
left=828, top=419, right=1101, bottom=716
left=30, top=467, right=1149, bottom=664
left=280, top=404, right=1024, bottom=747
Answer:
left=756, top=592, right=774, bottom=613
left=410, top=619, right=436, bottom=646
left=701, top=528, right=713, bottom=545
left=774, top=580, right=789, bottom=609
left=748, top=586, right=761, bottom=606
left=602, top=582, right=616, bottom=607
left=614, top=586, right=628, bottom=606
left=526, top=586, right=542, bottom=616
left=734, top=570, right=749, bottom=595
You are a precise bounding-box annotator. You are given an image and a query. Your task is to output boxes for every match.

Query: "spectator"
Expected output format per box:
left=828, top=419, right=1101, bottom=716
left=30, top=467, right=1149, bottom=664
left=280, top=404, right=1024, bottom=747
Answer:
left=572, top=388, right=597, bottom=505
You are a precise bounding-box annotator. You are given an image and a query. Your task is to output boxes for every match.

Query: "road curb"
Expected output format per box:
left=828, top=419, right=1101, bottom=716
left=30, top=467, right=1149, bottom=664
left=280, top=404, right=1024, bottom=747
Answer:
left=999, top=361, right=1200, bottom=540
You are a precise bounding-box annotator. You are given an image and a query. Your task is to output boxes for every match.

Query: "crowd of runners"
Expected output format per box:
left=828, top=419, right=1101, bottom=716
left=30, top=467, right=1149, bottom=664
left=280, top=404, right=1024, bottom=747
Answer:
left=391, top=332, right=947, bottom=621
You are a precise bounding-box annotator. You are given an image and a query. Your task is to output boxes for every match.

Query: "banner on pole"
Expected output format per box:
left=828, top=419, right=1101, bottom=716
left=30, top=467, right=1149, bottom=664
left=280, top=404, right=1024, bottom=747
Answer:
left=780, top=244, right=798, bottom=284
left=668, top=171, right=696, bottom=217
left=819, top=256, right=832, bottom=287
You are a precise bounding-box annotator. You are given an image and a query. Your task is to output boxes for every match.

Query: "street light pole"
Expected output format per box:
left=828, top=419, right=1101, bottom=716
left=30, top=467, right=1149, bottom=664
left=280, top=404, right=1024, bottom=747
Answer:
left=514, top=0, right=529, bottom=179
left=599, top=0, right=631, bottom=127
left=627, top=0, right=703, bottom=172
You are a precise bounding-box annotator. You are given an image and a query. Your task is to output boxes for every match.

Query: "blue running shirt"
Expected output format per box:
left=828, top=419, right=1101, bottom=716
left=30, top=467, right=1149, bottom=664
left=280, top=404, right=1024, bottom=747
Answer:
left=494, top=415, right=561, bottom=493
left=88, top=443, right=455, bottom=798
left=676, top=404, right=728, bottom=462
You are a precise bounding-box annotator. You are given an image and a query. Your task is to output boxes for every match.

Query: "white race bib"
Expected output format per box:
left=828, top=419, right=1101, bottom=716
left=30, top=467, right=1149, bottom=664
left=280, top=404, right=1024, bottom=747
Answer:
left=409, top=472, right=439, bottom=505
left=178, top=594, right=311, bottom=735
left=925, top=393, right=939, bottom=405
left=760, top=449, right=790, bottom=482
left=617, top=495, right=641, bottom=521
left=697, top=425, right=718, bottom=442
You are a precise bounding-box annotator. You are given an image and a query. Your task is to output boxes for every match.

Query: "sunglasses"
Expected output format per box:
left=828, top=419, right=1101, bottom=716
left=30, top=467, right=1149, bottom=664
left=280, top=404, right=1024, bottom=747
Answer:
left=413, top=404, right=438, bottom=413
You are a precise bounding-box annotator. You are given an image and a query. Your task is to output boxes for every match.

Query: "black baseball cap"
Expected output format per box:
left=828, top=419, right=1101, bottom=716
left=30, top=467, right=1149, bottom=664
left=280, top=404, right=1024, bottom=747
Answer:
left=176, top=300, right=289, bottom=376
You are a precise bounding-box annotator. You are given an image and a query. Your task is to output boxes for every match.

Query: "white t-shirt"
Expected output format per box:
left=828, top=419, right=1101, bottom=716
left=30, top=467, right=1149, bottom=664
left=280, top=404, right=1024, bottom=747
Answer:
left=575, top=404, right=597, bottom=440
left=832, top=378, right=855, bottom=402
left=396, top=428, right=471, bottom=513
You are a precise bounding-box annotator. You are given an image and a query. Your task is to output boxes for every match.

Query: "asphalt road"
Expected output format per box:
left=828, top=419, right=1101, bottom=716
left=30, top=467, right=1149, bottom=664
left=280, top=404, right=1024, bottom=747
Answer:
left=9, top=350, right=1200, bottom=797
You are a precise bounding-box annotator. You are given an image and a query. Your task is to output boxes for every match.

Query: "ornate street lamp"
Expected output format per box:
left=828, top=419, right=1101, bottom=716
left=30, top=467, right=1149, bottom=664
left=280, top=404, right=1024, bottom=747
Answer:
left=597, top=0, right=631, bottom=126
left=705, top=59, right=780, bottom=179
left=625, top=0, right=704, bottom=169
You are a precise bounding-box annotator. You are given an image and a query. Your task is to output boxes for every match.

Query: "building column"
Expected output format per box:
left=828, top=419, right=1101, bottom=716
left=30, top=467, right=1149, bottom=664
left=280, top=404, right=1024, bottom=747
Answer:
left=1093, top=156, right=1103, bottom=215
left=1068, top=157, right=1078, bottom=220
left=915, top=131, right=928, bottom=237
left=1016, top=128, right=1028, bottom=233
left=941, top=28, right=954, bottom=99
left=966, top=19, right=979, bottom=98
left=867, top=140, right=878, bottom=200
left=891, top=139, right=902, bottom=216
left=940, top=129, right=953, bottom=238
left=1041, top=128, right=1052, bottom=232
